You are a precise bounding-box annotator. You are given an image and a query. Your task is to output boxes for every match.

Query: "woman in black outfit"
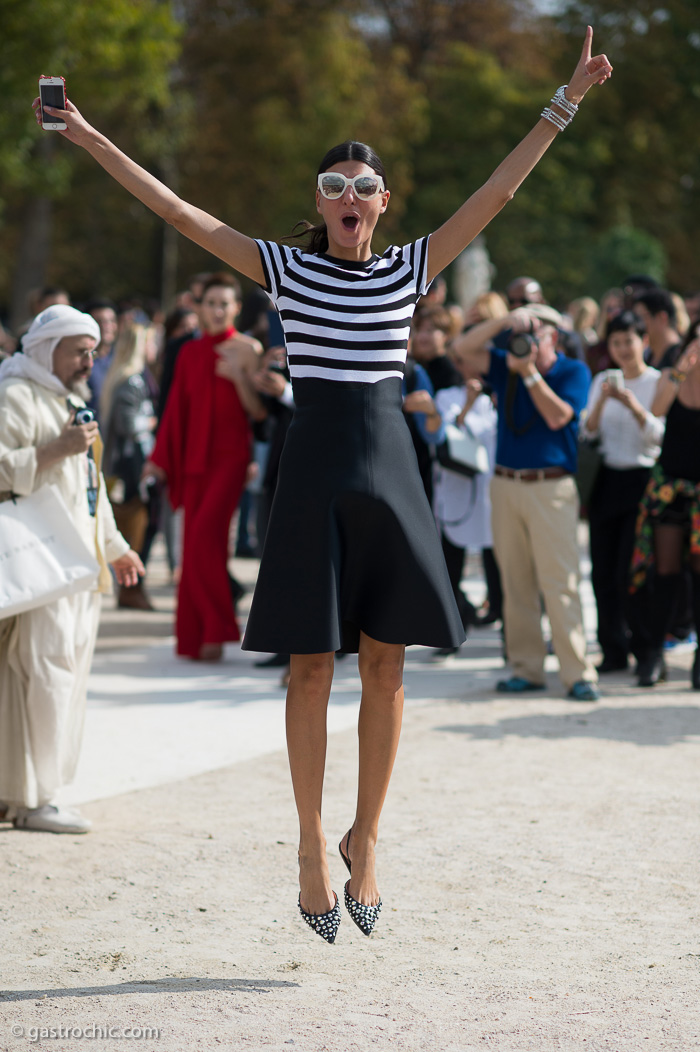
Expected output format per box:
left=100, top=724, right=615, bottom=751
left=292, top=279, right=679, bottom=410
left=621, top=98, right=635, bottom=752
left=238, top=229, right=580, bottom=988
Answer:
left=632, top=320, right=700, bottom=687
left=36, top=31, right=611, bottom=943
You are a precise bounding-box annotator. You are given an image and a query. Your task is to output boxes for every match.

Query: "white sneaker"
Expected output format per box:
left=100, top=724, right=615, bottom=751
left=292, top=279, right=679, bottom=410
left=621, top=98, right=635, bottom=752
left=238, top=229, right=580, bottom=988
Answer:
left=13, top=804, right=92, bottom=834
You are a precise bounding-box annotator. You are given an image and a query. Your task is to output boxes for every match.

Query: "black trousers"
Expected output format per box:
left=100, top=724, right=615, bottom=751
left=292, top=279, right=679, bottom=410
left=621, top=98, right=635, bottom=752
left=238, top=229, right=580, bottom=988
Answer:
left=589, top=466, right=651, bottom=664
left=441, top=534, right=476, bottom=631
left=482, top=546, right=503, bottom=619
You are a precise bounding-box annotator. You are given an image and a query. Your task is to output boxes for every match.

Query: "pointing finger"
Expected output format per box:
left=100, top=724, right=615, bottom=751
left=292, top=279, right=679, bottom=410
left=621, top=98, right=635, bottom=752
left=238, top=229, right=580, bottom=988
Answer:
left=581, top=24, right=593, bottom=64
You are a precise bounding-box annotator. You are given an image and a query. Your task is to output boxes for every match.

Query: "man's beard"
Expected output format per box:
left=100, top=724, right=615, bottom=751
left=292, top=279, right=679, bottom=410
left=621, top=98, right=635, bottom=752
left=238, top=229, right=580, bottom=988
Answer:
left=66, top=376, right=92, bottom=401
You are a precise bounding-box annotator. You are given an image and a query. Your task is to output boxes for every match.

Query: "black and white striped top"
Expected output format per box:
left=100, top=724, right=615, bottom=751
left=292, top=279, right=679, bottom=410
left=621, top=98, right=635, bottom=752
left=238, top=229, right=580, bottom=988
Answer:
left=255, top=237, right=431, bottom=384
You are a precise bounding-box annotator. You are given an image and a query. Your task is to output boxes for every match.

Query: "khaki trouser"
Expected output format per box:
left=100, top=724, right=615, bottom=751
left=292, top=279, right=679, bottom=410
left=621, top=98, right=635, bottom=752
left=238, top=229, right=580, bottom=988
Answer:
left=490, top=473, right=597, bottom=690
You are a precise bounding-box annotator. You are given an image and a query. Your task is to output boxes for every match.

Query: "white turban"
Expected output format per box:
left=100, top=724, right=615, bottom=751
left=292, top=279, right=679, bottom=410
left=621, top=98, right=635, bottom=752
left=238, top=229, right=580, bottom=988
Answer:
left=0, top=304, right=101, bottom=395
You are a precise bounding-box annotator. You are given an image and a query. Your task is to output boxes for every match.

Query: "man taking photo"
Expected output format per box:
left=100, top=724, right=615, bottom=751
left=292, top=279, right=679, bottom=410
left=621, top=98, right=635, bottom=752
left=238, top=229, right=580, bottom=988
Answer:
left=453, top=305, right=599, bottom=701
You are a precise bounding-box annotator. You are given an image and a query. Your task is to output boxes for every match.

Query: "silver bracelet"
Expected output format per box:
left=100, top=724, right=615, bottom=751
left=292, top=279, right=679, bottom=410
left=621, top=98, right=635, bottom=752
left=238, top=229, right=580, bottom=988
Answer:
left=541, top=84, right=578, bottom=131
left=523, top=370, right=542, bottom=389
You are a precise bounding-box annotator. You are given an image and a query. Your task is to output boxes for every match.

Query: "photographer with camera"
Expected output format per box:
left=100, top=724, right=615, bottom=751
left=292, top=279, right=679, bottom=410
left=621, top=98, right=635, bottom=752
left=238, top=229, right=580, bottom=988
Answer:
left=0, top=304, right=143, bottom=833
left=452, top=305, right=599, bottom=700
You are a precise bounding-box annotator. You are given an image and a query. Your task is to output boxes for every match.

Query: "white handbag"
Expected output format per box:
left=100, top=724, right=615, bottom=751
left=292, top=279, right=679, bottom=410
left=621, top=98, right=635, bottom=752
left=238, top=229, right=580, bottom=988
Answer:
left=0, top=484, right=99, bottom=618
left=436, top=422, right=490, bottom=478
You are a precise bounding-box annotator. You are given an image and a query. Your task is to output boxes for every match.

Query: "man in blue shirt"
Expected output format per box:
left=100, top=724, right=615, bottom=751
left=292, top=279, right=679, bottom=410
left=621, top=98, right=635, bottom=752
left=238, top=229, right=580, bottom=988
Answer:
left=453, top=305, right=599, bottom=701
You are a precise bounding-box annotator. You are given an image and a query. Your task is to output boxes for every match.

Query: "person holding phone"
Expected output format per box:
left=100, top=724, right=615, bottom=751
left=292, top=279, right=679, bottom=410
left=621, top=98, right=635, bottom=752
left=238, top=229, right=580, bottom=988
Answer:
left=34, top=30, right=612, bottom=942
left=583, top=311, right=665, bottom=675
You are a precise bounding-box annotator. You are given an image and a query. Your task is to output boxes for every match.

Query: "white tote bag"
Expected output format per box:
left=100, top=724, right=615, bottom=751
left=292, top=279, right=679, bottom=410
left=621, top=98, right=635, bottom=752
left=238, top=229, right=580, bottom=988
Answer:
left=0, top=484, right=99, bottom=618
left=435, top=422, right=490, bottom=478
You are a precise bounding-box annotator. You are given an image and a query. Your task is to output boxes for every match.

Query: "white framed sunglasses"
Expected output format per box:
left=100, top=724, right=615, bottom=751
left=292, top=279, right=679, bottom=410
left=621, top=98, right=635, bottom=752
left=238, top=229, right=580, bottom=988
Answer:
left=317, top=172, right=386, bottom=201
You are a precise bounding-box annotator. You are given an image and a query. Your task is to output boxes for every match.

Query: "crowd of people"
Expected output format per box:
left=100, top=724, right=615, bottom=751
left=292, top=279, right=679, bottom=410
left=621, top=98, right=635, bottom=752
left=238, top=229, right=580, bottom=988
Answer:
left=2, top=265, right=699, bottom=838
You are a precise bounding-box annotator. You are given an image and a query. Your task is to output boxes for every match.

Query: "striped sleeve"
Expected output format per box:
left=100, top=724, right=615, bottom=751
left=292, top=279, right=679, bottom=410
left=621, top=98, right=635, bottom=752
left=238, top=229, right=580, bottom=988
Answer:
left=402, top=236, right=431, bottom=299
left=254, top=240, right=292, bottom=304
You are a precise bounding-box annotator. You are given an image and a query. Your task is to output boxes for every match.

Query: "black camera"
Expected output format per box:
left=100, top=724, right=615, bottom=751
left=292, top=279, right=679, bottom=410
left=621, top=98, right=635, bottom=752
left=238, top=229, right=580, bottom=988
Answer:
left=508, top=330, right=538, bottom=359
left=73, top=407, right=96, bottom=426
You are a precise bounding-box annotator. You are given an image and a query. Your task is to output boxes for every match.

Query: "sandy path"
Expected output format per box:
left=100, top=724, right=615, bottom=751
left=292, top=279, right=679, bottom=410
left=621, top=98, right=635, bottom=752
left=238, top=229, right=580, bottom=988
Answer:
left=2, top=661, right=699, bottom=1051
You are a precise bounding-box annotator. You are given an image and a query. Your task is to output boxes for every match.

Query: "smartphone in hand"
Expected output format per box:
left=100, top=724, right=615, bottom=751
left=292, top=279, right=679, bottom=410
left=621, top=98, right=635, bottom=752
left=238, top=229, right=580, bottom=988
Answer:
left=39, top=76, right=67, bottom=130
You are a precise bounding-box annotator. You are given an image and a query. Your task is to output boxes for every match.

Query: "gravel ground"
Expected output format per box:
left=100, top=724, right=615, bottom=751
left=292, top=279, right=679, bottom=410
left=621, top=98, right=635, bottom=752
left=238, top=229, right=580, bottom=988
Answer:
left=2, top=649, right=700, bottom=1051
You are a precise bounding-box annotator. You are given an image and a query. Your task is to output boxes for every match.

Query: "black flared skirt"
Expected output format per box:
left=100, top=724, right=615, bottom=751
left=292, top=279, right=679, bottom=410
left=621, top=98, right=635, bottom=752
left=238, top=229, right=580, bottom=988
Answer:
left=242, top=377, right=465, bottom=654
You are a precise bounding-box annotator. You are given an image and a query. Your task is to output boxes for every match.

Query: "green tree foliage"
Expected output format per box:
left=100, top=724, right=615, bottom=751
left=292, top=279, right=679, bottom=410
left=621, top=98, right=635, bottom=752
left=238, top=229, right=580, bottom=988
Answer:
left=0, top=0, right=181, bottom=308
left=369, top=0, right=543, bottom=72
left=1, top=0, right=696, bottom=318
left=586, top=225, right=667, bottom=296
left=553, top=0, right=700, bottom=294
left=175, top=0, right=426, bottom=279
left=399, top=39, right=606, bottom=303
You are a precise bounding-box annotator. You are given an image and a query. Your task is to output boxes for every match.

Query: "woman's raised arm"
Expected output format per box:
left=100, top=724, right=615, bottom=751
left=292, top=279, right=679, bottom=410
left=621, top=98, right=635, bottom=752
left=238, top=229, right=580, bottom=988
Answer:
left=33, top=97, right=265, bottom=285
left=426, top=27, right=612, bottom=284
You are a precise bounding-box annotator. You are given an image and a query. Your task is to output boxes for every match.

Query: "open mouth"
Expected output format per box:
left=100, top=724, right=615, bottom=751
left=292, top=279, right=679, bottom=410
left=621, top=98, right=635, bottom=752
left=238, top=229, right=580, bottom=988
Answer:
left=341, top=214, right=360, bottom=233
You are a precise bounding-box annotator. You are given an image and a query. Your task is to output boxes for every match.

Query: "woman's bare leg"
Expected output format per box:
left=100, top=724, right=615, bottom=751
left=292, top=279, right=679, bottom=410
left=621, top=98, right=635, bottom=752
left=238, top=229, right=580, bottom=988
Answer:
left=286, top=651, right=336, bottom=915
left=341, top=632, right=405, bottom=906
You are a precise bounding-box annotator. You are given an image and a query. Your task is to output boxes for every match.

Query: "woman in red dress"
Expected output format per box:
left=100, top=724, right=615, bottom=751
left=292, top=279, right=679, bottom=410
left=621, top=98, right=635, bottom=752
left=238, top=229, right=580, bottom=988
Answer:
left=146, top=273, right=265, bottom=660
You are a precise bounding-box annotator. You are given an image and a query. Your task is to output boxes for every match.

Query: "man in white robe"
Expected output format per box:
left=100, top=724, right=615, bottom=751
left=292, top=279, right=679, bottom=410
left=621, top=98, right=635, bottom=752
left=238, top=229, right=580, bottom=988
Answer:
left=0, top=305, right=143, bottom=833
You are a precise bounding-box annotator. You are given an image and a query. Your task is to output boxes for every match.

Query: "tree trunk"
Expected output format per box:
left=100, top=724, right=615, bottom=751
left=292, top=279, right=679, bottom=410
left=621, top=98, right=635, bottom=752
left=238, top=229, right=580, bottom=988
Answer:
left=10, top=196, right=54, bottom=333
left=10, top=136, right=56, bottom=333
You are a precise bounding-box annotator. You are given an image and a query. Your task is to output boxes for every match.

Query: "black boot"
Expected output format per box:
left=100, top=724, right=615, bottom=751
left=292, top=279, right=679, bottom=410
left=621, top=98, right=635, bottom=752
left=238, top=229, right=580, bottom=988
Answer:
left=637, top=650, right=667, bottom=688
left=692, top=649, right=700, bottom=690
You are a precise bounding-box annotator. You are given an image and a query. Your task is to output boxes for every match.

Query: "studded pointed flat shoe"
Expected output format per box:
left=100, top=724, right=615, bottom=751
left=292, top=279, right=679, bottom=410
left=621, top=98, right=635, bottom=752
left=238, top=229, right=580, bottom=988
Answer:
left=298, top=892, right=342, bottom=944
left=344, top=881, right=381, bottom=937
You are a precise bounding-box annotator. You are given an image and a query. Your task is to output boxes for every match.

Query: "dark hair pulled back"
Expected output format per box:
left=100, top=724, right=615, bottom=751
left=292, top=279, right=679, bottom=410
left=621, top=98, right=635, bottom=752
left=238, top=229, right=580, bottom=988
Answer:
left=282, top=141, right=388, bottom=256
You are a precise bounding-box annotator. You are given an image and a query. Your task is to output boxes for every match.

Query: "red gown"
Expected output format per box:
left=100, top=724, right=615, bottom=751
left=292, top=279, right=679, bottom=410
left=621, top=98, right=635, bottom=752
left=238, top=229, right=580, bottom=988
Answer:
left=151, top=328, right=251, bottom=657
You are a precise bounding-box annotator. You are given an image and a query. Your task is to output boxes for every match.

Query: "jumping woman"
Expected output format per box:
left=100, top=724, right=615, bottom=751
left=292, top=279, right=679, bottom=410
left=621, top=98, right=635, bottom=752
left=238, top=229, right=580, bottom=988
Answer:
left=34, top=28, right=611, bottom=942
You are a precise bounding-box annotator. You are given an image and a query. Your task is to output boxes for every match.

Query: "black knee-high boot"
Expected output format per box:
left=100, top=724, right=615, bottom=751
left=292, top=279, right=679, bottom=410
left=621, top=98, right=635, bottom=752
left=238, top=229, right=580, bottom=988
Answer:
left=638, top=573, right=682, bottom=687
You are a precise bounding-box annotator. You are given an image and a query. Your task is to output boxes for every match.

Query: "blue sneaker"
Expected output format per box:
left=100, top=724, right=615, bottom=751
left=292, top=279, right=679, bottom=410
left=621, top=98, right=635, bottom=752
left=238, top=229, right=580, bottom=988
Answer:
left=567, top=680, right=600, bottom=702
left=664, top=631, right=697, bottom=651
left=496, top=676, right=544, bottom=693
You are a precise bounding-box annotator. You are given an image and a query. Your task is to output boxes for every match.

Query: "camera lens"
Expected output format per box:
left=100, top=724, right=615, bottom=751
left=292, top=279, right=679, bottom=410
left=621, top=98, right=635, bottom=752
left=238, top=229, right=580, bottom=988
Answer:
left=73, top=407, right=96, bottom=426
left=508, top=333, right=535, bottom=359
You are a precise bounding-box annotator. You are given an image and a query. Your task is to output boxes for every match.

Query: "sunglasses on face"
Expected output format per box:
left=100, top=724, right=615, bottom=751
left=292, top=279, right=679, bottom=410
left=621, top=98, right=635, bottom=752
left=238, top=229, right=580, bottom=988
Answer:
left=317, top=172, right=385, bottom=201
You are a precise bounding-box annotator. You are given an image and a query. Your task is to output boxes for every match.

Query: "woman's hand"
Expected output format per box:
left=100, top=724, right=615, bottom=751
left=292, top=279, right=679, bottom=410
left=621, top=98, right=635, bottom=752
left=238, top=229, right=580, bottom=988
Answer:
left=605, top=383, right=648, bottom=427
left=403, top=390, right=435, bottom=416
left=32, top=94, right=95, bottom=146
left=215, top=337, right=267, bottom=421
left=673, top=341, right=700, bottom=377
left=456, top=380, right=483, bottom=426
left=110, top=549, right=145, bottom=587
left=214, top=354, right=243, bottom=382
left=141, top=460, right=167, bottom=483
left=566, top=27, right=613, bottom=105
left=403, top=390, right=443, bottom=433
left=597, top=381, right=612, bottom=404
left=215, top=336, right=255, bottom=382
left=252, top=368, right=287, bottom=398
